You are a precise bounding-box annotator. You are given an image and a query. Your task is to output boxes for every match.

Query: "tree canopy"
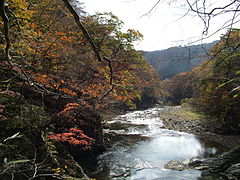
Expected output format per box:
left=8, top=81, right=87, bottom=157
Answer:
left=0, top=1, right=161, bottom=179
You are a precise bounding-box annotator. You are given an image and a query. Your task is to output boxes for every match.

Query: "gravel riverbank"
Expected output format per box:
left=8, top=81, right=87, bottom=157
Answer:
left=159, top=106, right=240, bottom=149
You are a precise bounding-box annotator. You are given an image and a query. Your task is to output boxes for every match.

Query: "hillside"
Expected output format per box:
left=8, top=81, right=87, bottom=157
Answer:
left=143, top=41, right=217, bottom=80
left=0, top=2, right=161, bottom=179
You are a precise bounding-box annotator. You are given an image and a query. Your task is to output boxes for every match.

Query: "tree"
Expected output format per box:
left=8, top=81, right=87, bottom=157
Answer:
left=195, top=31, right=240, bottom=129
left=1, top=0, right=158, bottom=111
left=159, top=71, right=195, bottom=104
left=0, top=0, right=162, bottom=178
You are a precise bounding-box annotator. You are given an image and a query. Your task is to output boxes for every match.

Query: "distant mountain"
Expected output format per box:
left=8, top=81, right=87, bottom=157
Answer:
left=143, top=41, right=218, bottom=80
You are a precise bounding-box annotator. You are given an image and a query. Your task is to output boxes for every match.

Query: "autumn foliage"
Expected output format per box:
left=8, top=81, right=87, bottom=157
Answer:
left=0, top=0, right=158, bottom=111
left=0, top=0, right=160, bottom=153
left=195, top=31, right=240, bottom=124
left=49, top=128, right=95, bottom=150
left=0, top=1, right=161, bottom=179
left=160, top=30, right=240, bottom=132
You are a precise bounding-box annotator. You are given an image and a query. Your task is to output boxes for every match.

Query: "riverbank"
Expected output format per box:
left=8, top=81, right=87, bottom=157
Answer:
left=159, top=105, right=240, bottom=149
left=93, top=107, right=221, bottom=179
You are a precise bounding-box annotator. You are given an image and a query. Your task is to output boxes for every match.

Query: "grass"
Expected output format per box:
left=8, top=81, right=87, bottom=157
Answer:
left=159, top=102, right=207, bottom=122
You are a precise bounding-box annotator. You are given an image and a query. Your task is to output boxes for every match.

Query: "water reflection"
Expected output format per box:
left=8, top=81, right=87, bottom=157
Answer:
left=134, top=136, right=204, bottom=163
left=87, top=107, right=227, bottom=179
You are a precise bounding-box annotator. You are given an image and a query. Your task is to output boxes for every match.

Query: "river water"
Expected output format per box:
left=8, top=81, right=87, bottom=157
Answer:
left=83, top=107, right=227, bottom=179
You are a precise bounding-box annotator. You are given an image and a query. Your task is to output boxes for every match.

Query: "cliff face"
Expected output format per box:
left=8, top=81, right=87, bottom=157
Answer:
left=143, top=41, right=217, bottom=80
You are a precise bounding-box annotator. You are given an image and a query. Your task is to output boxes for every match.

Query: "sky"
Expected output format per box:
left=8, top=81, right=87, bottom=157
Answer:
left=79, top=0, right=238, bottom=51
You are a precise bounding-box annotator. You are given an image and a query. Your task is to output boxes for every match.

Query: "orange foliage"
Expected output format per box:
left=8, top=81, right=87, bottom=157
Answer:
left=32, top=73, right=78, bottom=96
left=49, top=128, right=95, bottom=150
left=59, top=103, right=80, bottom=116
left=9, top=1, right=158, bottom=112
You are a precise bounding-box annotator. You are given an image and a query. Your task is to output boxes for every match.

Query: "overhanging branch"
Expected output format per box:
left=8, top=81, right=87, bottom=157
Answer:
left=61, top=0, right=115, bottom=85
left=61, top=0, right=102, bottom=62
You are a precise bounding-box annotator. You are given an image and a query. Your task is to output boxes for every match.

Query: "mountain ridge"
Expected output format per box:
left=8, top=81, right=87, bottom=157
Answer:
left=143, top=41, right=218, bottom=80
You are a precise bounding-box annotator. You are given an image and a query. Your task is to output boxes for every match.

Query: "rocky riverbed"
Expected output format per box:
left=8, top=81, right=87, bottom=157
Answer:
left=159, top=106, right=240, bottom=148
left=160, top=106, right=240, bottom=180
left=85, top=106, right=232, bottom=179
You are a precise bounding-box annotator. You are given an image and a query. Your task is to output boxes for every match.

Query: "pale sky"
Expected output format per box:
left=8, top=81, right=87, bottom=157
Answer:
left=80, top=0, right=238, bottom=51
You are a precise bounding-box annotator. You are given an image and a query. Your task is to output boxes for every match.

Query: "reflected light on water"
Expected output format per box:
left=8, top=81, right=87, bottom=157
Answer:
left=89, top=107, right=227, bottom=180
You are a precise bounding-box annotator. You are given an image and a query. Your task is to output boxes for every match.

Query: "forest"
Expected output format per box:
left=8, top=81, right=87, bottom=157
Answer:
left=0, top=0, right=161, bottom=179
left=143, top=41, right=217, bottom=80
left=0, top=0, right=240, bottom=180
left=158, top=31, right=240, bottom=132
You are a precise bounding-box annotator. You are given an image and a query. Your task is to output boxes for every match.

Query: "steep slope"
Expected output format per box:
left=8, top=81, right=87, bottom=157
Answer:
left=143, top=41, right=217, bottom=80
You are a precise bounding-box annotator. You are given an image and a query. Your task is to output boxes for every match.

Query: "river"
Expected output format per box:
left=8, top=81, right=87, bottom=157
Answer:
left=81, top=107, right=227, bottom=179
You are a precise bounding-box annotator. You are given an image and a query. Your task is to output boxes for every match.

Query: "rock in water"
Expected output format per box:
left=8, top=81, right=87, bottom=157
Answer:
left=164, top=160, right=190, bottom=171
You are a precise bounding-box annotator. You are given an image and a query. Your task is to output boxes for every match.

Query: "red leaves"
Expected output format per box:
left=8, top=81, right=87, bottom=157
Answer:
left=49, top=128, right=95, bottom=150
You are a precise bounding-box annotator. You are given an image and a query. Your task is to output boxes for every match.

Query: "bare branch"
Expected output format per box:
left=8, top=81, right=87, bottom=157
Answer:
left=140, top=0, right=162, bottom=18
left=103, top=56, right=114, bottom=85
left=186, top=0, right=238, bottom=15
left=99, top=84, right=115, bottom=102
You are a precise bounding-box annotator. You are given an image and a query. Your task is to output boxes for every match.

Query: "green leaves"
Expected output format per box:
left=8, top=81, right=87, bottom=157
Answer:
left=2, top=132, right=31, bottom=168
left=233, top=93, right=240, bottom=98
left=4, top=159, right=31, bottom=166
left=3, top=132, right=23, bottom=143
left=217, top=79, right=234, bottom=89
left=229, top=28, right=240, bottom=31
left=235, top=70, right=240, bottom=75
left=231, top=86, right=240, bottom=93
